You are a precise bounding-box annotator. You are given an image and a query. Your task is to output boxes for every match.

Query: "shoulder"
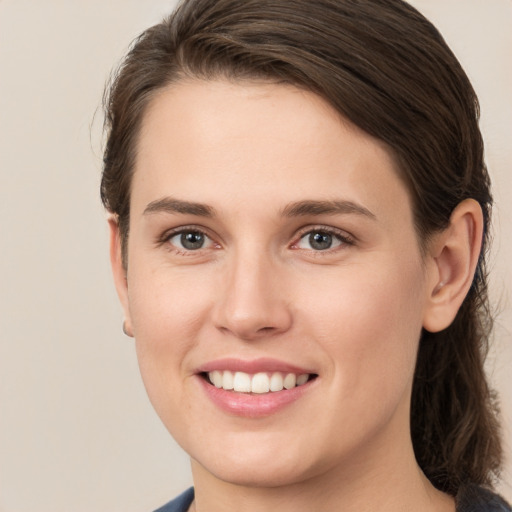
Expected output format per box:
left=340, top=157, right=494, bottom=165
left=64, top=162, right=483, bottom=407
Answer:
left=456, top=484, right=511, bottom=512
left=153, top=488, right=195, bottom=512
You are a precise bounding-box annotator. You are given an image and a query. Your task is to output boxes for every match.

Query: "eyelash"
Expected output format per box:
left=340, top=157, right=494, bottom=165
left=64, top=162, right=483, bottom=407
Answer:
left=291, top=226, right=355, bottom=253
left=158, top=225, right=219, bottom=255
left=158, top=225, right=355, bottom=255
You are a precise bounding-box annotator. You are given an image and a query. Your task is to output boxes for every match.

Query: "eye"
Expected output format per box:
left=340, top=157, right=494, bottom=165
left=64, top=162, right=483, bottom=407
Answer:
left=167, top=230, right=215, bottom=251
left=294, top=229, right=352, bottom=251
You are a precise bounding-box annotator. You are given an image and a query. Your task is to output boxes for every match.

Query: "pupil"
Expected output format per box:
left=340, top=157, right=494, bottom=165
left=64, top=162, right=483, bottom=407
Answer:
left=181, top=232, right=204, bottom=250
left=309, top=232, right=332, bottom=250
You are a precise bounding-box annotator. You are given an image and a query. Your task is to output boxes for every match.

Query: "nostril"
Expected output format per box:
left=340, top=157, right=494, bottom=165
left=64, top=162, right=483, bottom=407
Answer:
left=216, top=322, right=286, bottom=342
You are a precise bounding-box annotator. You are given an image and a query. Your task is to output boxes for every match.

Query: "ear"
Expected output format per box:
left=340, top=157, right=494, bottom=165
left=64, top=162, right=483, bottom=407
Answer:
left=422, top=199, right=484, bottom=333
left=108, top=217, right=134, bottom=337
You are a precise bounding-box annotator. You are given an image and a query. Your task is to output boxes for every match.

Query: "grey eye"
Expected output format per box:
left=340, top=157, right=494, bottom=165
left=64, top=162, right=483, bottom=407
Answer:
left=308, top=232, right=333, bottom=250
left=169, top=231, right=211, bottom=250
left=181, top=232, right=205, bottom=250
left=296, top=230, right=344, bottom=251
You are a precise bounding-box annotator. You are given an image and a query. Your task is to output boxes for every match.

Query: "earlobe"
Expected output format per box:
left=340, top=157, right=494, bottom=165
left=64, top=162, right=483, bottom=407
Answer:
left=422, top=199, right=484, bottom=333
left=108, top=217, right=134, bottom=337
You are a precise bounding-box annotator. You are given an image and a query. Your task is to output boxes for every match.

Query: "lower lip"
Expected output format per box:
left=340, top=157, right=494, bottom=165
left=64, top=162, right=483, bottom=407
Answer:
left=197, top=376, right=315, bottom=418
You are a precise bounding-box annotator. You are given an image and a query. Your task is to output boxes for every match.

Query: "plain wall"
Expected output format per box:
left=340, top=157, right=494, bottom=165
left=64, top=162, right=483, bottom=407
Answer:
left=0, top=1, right=510, bottom=510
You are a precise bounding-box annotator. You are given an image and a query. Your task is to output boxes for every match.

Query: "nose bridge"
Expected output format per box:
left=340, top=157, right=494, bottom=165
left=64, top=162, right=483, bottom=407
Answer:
left=213, top=244, right=292, bottom=340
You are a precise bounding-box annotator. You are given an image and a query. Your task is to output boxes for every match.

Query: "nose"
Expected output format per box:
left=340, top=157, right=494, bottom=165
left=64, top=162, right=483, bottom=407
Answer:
left=212, top=252, right=293, bottom=341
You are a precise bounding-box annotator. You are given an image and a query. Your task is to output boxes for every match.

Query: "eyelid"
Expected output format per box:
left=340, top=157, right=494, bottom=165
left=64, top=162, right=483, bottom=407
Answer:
left=290, top=225, right=356, bottom=250
left=157, top=225, right=220, bottom=251
left=156, top=224, right=355, bottom=254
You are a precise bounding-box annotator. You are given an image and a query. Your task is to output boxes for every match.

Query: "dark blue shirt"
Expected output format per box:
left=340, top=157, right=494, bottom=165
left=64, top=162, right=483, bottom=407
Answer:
left=154, top=485, right=511, bottom=512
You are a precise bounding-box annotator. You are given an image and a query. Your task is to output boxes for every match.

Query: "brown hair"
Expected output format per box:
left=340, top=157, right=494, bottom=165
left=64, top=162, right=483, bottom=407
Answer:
left=101, top=0, right=502, bottom=494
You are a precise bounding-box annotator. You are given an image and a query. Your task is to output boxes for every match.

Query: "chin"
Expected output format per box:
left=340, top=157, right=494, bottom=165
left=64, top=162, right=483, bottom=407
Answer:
left=186, top=430, right=330, bottom=489
left=198, top=455, right=316, bottom=488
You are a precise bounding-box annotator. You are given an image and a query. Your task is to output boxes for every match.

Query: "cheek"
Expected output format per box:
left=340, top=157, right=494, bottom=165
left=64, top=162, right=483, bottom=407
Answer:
left=129, top=261, right=212, bottom=344
left=300, top=257, right=426, bottom=394
left=126, top=265, right=214, bottom=409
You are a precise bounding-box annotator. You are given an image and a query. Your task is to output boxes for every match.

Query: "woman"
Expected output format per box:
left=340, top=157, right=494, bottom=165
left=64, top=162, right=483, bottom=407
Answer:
left=101, top=0, right=510, bottom=511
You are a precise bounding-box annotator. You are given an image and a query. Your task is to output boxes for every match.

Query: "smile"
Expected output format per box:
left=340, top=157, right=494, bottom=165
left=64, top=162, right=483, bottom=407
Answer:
left=206, top=370, right=312, bottom=394
left=197, top=359, right=318, bottom=417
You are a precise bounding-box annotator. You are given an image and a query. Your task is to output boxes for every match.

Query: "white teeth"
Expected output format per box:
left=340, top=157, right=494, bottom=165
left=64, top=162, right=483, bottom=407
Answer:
left=222, top=370, right=234, bottom=390
left=296, top=374, right=309, bottom=386
left=207, top=370, right=311, bottom=394
left=211, top=370, right=223, bottom=388
left=283, top=373, right=296, bottom=390
left=269, top=372, right=284, bottom=392
left=233, top=372, right=252, bottom=392
left=251, top=372, right=270, bottom=393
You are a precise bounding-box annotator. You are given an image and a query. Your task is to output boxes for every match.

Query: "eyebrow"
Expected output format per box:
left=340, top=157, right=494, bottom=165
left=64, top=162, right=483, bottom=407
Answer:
left=143, top=197, right=216, bottom=217
left=281, top=199, right=376, bottom=220
left=143, top=196, right=376, bottom=220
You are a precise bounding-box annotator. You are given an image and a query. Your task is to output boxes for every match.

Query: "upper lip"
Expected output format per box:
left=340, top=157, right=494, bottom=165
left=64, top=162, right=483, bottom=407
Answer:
left=196, top=357, right=315, bottom=375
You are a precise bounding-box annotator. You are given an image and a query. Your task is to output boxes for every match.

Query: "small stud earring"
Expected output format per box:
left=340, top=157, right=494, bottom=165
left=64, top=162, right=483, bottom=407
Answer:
left=122, top=321, right=133, bottom=337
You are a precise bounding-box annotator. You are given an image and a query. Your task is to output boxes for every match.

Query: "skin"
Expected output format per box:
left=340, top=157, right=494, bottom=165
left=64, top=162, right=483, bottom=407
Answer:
left=110, top=80, right=483, bottom=512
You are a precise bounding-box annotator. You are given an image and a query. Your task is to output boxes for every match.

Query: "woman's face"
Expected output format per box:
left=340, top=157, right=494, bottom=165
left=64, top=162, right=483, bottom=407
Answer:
left=113, top=80, right=437, bottom=487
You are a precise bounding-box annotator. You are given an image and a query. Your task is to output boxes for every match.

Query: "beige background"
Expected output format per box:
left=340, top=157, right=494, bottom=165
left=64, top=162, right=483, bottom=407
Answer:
left=0, top=1, right=510, bottom=510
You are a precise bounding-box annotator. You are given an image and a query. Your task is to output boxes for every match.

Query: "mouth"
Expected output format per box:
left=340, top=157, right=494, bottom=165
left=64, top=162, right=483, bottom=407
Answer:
left=196, top=358, right=318, bottom=417
left=202, top=370, right=317, bottom=394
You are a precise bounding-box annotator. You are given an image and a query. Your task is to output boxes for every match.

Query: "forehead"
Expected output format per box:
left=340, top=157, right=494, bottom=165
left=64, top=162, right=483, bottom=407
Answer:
left=132, top=79, right=412, bottom=223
